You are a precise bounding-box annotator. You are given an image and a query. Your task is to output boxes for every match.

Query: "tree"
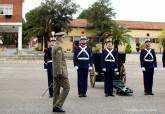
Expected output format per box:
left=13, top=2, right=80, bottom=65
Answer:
left=159, top=29, right=165, bottom=48
left=78, top=0, right=130, bottom=52
left=111, top=21, right=131, bottom=52
left=77, top=0, right=115, bottom=50
left=1, top=33, right=17, bottom=46
left=125, top=43, right=132, bottom=54
left=78, top=0, right=115, bottom=35
left=77, top=9, right=90, bottom=19
left=23, top=0, right=79, bottom=49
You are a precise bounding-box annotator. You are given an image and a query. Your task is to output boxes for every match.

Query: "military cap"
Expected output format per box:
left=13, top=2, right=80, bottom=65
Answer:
left=50, top=37, right=56, bottom=41
left=80, top=36, right=88, bottom=42
left=144, top=38, right=151, bottom=43
left=55, top=32, right=66, bottom=37
left=105, top=38, right=113, bottom=43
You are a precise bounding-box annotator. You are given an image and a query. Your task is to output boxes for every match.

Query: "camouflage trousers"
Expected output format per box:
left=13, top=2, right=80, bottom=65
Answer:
left=53, top=76, right=70, bottom=108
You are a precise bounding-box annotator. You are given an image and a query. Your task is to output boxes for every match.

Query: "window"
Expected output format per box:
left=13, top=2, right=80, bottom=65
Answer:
left=150, top=38, right=159, bottom=43
left=69, top=36, right=73, bottom=42
left=0, top=4, right=13, bottom=16
left=150, top=38, right=156, bottom=43
left=129, top=37, right=134, bottom=43
left=139, top=38, right=144, bottom=43
left=155, top=38, right=160, bottom=43
left=135, top=38, right=140, bottom=43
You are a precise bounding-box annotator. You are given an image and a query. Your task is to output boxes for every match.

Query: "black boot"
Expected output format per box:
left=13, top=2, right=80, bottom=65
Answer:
left=105, top=94, right=109, bottom=97
left=79, top=94, right=83, bottom=97
left=109, top=93, right=115, bottom=97
left=53, top=106, right=65, bottom=113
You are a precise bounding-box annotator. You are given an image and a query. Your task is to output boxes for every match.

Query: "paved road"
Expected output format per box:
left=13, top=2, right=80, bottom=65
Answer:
left=0, top=61, right=165, bottom=114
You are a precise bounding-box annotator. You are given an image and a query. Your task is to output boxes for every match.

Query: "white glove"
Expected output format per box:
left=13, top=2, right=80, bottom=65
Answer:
left=74, top=66, right=78, bottom=70
left=141, top=67, right=145, bottom=71
left=89, top=67, right=92, bottom=70
left=102, top=68, right=106, bottom=72
left=154, top=67, right=158, bottom=70
left=114, top=68, right=118, bottom=71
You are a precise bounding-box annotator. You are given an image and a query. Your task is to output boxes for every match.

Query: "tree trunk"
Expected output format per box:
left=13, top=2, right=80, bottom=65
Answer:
left=44, top=32, right=49, bottom=48
left=114, top=40, right=119, bottom=53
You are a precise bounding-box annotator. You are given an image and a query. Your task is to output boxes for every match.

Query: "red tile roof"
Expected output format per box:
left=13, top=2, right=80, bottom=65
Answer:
left=69, top=19, right=89, bottom=28
left=117, top=20, right=165, bottom=30
left=69, top=19, right=165, bottom=30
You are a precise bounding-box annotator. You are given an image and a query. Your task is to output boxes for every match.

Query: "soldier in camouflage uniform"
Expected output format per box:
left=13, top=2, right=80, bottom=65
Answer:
left=52, top=32, right=70, bottom=113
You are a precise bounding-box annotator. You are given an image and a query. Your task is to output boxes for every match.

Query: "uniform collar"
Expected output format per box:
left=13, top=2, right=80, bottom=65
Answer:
left=79, top=45, right=87, bottom=49
left=106, top=48, right=113, bottom=51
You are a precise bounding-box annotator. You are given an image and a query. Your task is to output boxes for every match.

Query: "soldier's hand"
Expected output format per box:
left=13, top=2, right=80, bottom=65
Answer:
left=74, top=66, right=78, bottom=71
left=102, top=68, right=106, bottom=72
left=114, top=68, right=118, bottom=71
left=141, top=67, right=145, bottom=71
left=154, top=67, right=158, bottom=70
left=89, top=67, right=92, bottom=70
left=163, top=67, right=165, bottom=70
left=44, top=63, right=47, bottom=69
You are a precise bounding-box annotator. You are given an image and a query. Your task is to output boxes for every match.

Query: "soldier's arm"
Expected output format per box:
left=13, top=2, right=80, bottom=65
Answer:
left=153, top=49, right=157, bottom=67
left=163, top=50, right=165, bottom=67
left=140, top=50, right=144, bottom=68
left=52, top=47, right=55, bottom=76
left=115, top=51, right=118, bottom=69
left=73, top=48, right=78, bottom=66
left=55, top=47, right=63, bottom=75
left=44, top=48, right=48, bottom=69
left=89, top=48, right=93, bottom=67
left=101, top=50, right=106, bottom=68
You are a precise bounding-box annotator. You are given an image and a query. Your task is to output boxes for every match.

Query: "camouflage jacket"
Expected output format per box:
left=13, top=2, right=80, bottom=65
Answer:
left=52, top=43, right=68, bottom=78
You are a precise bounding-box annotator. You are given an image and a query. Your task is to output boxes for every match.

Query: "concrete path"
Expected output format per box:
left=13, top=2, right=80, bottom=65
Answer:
left=0, top=61, right=165, bottom=114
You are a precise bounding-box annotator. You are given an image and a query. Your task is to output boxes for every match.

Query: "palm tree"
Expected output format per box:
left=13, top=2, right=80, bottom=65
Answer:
left=111, top=22, right=131, bottom=52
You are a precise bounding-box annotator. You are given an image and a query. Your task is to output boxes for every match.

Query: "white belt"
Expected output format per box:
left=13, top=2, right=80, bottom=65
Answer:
left=144, top=60, right=153, bottom=62
left=78, top=58, right=89, bottom=60
left=105, top=60, right=115, bottom=62
left=47, top=60, right=53, bottom=63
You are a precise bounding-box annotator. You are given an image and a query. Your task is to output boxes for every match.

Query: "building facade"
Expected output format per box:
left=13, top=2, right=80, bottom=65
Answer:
left=0, top=0, right=23, bottom=52
left=65, top=19, right=165, bottom=53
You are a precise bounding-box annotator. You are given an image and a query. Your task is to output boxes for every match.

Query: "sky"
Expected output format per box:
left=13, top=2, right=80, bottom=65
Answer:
left=23, top=0, right=165, bottom=22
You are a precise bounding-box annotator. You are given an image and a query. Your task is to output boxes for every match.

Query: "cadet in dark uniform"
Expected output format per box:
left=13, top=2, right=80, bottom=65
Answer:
left=162, top=49, right=165, bottom=68
left=101, top=38, right=118, bottom=97
left=73, top=37, right=93, bottom=97
left=44, top=39, right=55, bottom=97
left=52, top=32, right=70, bottom=113
left=140, top=38, right=157, bottom=95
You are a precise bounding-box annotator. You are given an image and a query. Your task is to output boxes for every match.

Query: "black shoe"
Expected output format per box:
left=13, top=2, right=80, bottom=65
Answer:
left=109, top=94, right=115, bottom=97
left=149, top=93, right=154, bottom=95
left=83, top=94, right=87, bottom=97
left=105, top=94, right=109, bottom=97
left=53, top=106, right=65, bottom=113
left=79, top=94, right=83, bottom=97
left=49, top=95, right=53, bottom=98
left=144, top=93, right=149, bottom=95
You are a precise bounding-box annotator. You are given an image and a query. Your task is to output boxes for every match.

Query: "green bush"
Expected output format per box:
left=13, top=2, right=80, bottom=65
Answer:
left=125, top=44, right=132, bottom=54
left=35, top=43, right=42, bottom=51
left=140, top=43, right=145, bottom=49
left=161, top=39, right=165, bottom=48
left=92, top=47, right=100, bottom=53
